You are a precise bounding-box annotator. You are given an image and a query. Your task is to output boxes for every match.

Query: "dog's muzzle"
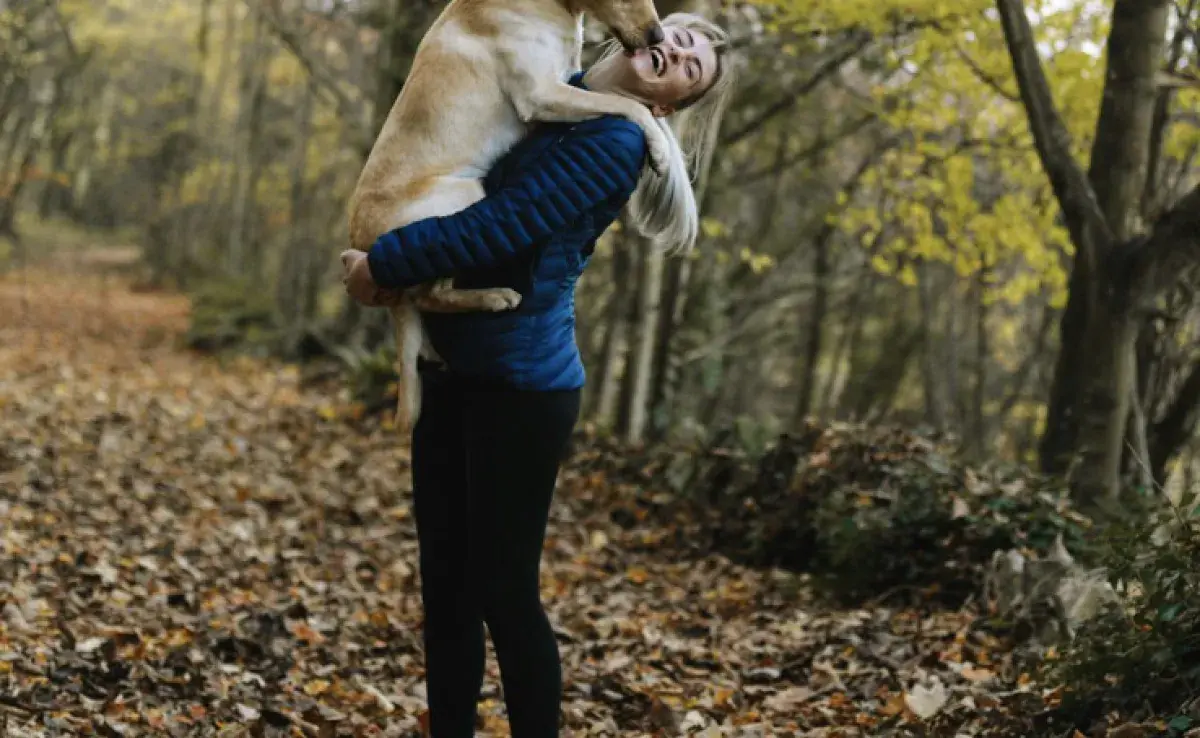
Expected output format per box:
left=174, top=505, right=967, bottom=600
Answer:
left=619, top=23, right=665, bottom=54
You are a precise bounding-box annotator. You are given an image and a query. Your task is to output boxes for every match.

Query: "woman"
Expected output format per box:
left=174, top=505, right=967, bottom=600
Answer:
left=341, top=13, right=733, bottom=737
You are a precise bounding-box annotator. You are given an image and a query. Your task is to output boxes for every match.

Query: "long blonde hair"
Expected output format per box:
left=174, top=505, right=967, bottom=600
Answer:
left=592, top=12, right=736, bottom=255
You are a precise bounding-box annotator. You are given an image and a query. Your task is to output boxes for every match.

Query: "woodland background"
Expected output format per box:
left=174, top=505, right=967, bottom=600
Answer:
left=2, top=0, right=1200, bottom=735
left=3, top=0, right=1200, bottom=498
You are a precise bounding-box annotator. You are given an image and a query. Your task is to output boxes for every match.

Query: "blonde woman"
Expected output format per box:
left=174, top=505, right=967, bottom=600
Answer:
left=341, top=13, right=734, bottom=737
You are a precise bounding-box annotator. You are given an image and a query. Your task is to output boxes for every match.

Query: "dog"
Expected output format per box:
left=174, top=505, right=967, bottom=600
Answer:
left=346, top=0, right=672, bottom=434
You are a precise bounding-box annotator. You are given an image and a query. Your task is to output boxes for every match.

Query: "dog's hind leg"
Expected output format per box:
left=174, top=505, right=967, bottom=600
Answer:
left=382, top=175, right=524, bottom=435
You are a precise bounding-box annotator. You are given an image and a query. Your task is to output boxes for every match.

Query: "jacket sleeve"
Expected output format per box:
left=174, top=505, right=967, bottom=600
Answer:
left=367, top=120, right=647, bottom=290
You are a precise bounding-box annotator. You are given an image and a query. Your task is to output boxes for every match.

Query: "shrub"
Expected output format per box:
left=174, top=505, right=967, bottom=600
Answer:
left=763, top=425, right=1093, bottom=605
left=331, top=344, right=398, bottom=411
left=185, top=278, right=280, bottom=354
left=1047, top=496, right=1200, bottom=730
left=571, top=422, right=1095, bottom=608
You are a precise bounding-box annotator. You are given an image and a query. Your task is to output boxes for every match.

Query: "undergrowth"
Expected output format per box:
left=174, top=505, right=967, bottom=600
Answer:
left=1048, top=494, right=1200, bottom=732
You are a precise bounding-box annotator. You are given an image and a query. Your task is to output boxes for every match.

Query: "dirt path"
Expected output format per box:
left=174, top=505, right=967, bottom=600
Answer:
left=0, top=268, right=1028, bottom=737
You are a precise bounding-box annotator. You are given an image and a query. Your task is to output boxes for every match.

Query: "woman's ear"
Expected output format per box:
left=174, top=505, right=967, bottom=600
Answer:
left=650, top=103, right=676, bottom=118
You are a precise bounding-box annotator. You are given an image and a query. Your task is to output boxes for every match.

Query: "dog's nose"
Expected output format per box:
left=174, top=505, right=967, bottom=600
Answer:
left=644, top=24, right=665, bottom=46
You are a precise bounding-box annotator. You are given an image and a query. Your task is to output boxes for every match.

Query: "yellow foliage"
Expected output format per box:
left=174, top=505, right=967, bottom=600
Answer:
left=701, top=217, right=730, bottom=239
left=267, top=54, right=306, bottom=88
left=178, top=161, right=231, bottom=207
left=739, top=247, right=776, bottom=274
left=755, top=0, right=1099, bottom=312
left=1163, top=89, right=1200, bottom=162
left=255, top=164, right=298, bottom=219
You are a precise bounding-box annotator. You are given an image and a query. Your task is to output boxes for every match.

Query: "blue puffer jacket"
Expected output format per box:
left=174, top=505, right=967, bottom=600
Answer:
left=366, top=74, right=647, bottom=392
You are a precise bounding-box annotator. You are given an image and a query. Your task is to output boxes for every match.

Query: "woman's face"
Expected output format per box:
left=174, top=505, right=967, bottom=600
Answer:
left=603, top=24, right=718, bottom=116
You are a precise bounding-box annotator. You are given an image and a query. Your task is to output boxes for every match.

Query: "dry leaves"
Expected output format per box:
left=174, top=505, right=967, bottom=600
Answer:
left=0, top=268, right=1075, bottom=736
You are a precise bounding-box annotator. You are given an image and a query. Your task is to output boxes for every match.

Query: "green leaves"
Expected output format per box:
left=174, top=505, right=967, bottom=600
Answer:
left=1168, top=715, right=1193, bottom=732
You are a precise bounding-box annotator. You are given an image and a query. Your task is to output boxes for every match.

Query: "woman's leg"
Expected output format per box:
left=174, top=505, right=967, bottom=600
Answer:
left=411, top=368, right=486, bottom=738
left=463, top=386, right=581, bottom=738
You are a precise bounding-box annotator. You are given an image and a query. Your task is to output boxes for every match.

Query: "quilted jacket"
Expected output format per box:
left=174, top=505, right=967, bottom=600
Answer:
left=366, top=74, right=648, bottom=392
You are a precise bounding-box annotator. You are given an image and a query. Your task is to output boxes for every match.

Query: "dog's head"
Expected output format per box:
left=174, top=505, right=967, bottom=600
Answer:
left=579, top=0, right=664, bottom=52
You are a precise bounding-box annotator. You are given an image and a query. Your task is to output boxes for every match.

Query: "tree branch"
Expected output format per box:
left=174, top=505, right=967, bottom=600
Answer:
left=952, top=41, right=1019, bottom=102
left=720, top=32, right=871, bottom=148
left=738, top=113, right=877, bottom=184
left=1143, top=0, right=1199, bottom=220
left=1128, top=183, right=1200, bottom=298
left=995, top=0, right=1112, bottom=265
left=247, top=1, right=370, bottom=148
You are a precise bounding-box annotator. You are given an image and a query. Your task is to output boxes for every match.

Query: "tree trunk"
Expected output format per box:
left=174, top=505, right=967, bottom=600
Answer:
left=646, top=254, right=686, bottom=440
left=1038, top=263, right=1091, bottom=473
left=918, top=261, right=947, bottom=430
left=227, top=7, right=268, bottom=275
left=616, top=233, right=645, bottom=436
left=624, top=235, right=664, bottom=443
left=997, top=0, right=1174, bottom=506
left=594, top=238, right=633, bottom=428
left=971, top=265, right=989, bottom=457
left=850, top=322, right=923, bottom=423
left=278, top=80, right=316, bottom=354
left=73, top=78, right=115, bottom=216
left=36, top=127, right=74, bottom=218
left=1141, top=0, right=1194, bottom=220
left=1065, top=0, right=1169, bottom=504
left=945, top=272, right=964, bottom=431
left=824, top=264, right=877, bottom=420
left=794, top=219, right=830, bottom=426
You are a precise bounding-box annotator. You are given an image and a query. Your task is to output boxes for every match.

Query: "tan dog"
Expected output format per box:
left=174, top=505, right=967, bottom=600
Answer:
left=346, top=0, right=671, bottom=434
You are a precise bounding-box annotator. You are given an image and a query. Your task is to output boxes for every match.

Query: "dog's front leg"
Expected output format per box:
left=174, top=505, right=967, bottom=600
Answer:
left=506, top=73, right=670, bottom=175
left=411, top=278, right=522, bottom=313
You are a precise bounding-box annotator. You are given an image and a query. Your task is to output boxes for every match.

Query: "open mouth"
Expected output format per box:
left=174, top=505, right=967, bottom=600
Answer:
left=649, top=47, right=666, bottom=76
left=618, top=32, right=641, bottom=55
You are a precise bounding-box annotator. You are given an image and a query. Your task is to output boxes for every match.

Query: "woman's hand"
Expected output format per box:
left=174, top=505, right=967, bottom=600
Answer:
left=340, top=250, right=403, bottom=307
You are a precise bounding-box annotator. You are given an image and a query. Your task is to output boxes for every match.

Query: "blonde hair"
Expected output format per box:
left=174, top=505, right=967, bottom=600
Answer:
left=593, top=12, right=736, bottom=255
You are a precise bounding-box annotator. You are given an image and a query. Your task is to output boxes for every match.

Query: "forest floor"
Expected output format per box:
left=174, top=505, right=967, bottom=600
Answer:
left=0, top=241, right=1062, bottom=737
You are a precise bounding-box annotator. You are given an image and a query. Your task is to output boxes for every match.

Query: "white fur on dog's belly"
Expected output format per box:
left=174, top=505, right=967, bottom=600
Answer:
left=461, top=112, right=528, bottom=180
left=388, top=176, right=487, bottom=231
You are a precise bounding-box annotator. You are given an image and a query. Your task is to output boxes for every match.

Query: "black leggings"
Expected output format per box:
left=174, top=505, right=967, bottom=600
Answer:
left=411, top=365, right=580, bottom=738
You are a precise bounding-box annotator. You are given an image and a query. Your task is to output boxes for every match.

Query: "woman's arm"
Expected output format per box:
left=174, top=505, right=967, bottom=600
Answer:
left=366, top=119, right=647, bottom=291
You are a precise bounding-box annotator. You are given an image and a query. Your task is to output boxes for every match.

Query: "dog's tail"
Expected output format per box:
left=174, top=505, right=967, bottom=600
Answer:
left=391, top=301, right=424, bottom=436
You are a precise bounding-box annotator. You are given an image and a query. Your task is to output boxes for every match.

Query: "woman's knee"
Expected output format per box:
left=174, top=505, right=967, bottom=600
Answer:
left=477, top=578, right=543, bottom=631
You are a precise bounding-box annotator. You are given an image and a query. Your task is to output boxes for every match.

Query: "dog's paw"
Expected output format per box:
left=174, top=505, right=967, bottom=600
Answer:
left=480, top=289, right=522, bottom=312
left=645, top=130, right=670, bottom=176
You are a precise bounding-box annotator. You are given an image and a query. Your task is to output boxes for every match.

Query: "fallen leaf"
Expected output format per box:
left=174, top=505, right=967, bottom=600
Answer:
left=764, top=686, right=815, bottom=711
left=960, top=665, right=995, bottom=682
left=75, top=637, right=107, bottom=654
left=904, top=682, right=948, bottom=720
